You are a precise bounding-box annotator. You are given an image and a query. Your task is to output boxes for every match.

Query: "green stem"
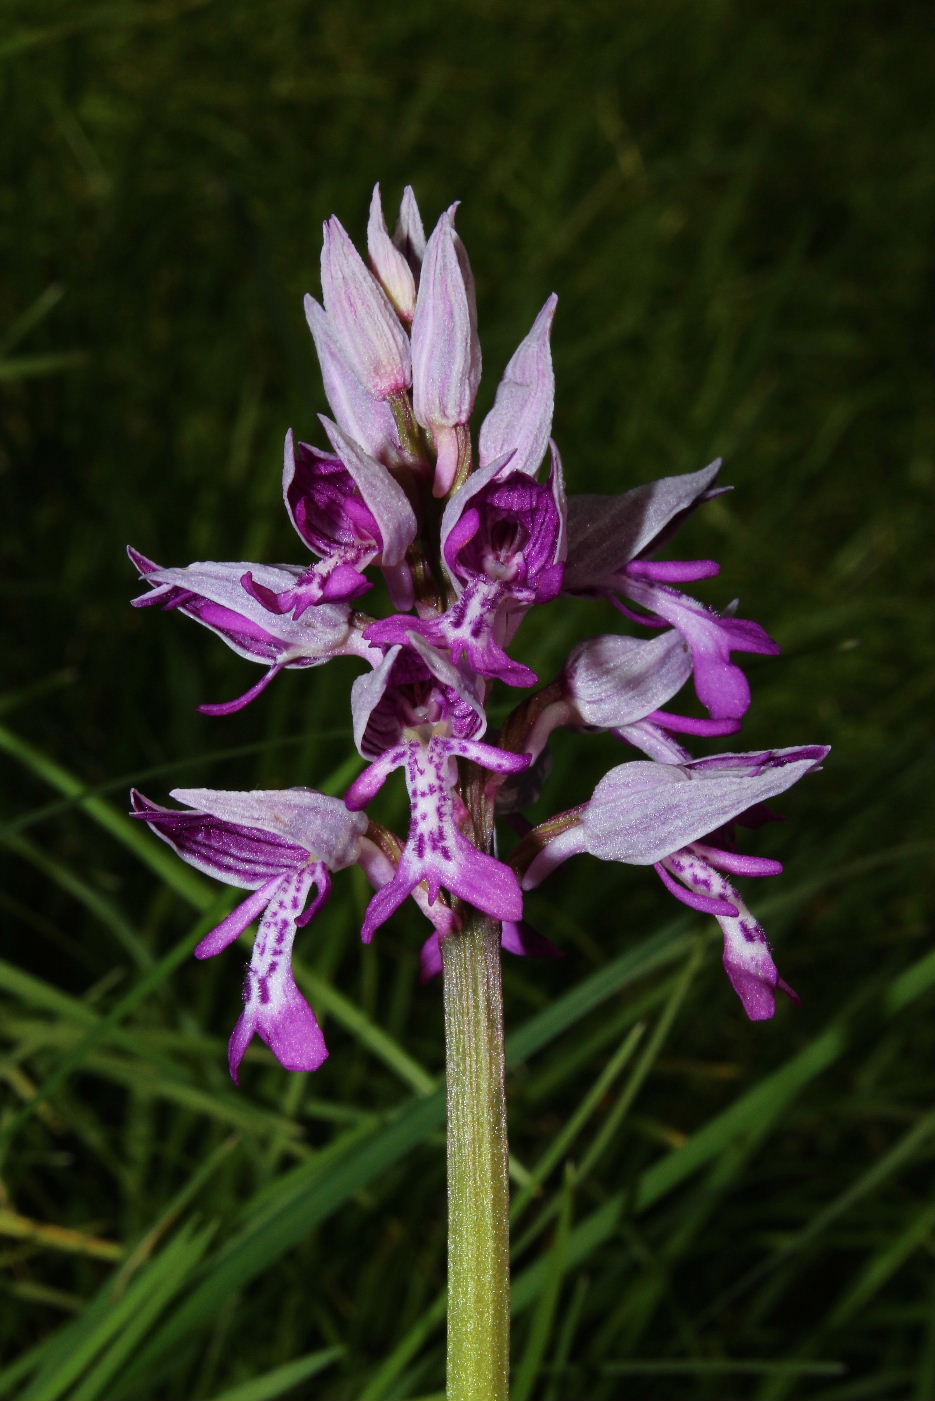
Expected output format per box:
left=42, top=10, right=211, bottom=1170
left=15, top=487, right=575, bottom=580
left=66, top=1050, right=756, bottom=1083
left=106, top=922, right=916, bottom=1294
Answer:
left=442, top=911, right=511, bottom=1401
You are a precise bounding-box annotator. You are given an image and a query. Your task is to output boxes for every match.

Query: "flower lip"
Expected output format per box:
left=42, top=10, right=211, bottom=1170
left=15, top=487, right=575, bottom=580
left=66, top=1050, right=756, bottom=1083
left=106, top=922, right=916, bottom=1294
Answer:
left=129, top=786, right=372, bottom=1079
left=344, top=730, right=531, bottom=942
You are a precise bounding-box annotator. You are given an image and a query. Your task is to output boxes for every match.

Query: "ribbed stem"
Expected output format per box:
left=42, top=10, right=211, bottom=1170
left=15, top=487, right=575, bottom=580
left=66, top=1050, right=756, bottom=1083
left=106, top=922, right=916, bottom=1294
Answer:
left=442, top=912, right=511, bottom=1401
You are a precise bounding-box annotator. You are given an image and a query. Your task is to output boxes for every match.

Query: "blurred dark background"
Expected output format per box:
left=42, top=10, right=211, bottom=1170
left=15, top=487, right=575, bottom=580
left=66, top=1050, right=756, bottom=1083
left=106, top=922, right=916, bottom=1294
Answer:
left=1, top=3, right=932, bottom=1399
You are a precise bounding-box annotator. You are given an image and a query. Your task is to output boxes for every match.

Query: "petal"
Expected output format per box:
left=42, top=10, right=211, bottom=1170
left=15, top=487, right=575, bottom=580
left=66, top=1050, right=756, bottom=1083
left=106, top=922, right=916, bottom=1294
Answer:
left=320, top=216, right=411, bottom=398
left=420, top=918, right=560, bottom=982
left=564, top=631, right=692, bottom=729
left=344, top=744, right=406, bottom=810
left=359, top=862, right=421, bottom=942
left=228, top=869, right=329, bottom=1080
left=682, top=745, right=830, bottom=777
left=438, top=452, right=515, bottom=592
left=132, top=556, right=358, bottom=667
left=350, top=646, right=404, bottom=758
left=645, top=710, right=742, bottom=739
left=367, top=183, right=417, bottom=320
left=501, top=919, right=562, bottom=960
left=426, top=833, right=524, bottom=922
left=197, top=664, right=285, bottom=717
left=722, top=918, right=794, bottom=1021
left=479, top=294, right=556, bottom=476
left=319, top=417, right=418, bottom=565
left=654, top=859, right=739, bottom=916
left=419, top=931, right=444, bottom=981
left=442, top=469, right=563, bottom=590
left=394, top=185, right=427, bottom=265
left=406, top=632, right=487, bottom=734
left=622, top=577, right=780, bottom=721
left=350, top=636, right=487, bottom=758
left=282, top=431, right=379, bottom=556
left=614, top=718, right=694, bottom=765
left=563, top=461, right=723, bottom=592
left=367, top=588, right=539, bottom=688
left=411, top=207, right=481, bottom=429
left=582, top=748, right=829, bottom=866
left=130, top=790, right=307, bottom=889
left=169, top=786, right=368, bottom=868
left=359, top=734, right=525, bottom=939
left=547, top=440, right=568, bottom=571
left=521, top=821, right=589, bottom=890
left=660, top=850, right=795, bottom=1018
left=229, top=983, right=328, bottom=1080
left=627, top=558, right=721, bottom=583
left=452, top=738, right=532, bottom=777
left=303, top=295, right=401, bottom=461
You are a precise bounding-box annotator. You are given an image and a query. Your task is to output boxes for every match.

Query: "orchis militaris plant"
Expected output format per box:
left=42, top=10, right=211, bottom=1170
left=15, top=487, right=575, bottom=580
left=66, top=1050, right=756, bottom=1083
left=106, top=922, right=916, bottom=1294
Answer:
left=130, top=185, right=828, bottom=1401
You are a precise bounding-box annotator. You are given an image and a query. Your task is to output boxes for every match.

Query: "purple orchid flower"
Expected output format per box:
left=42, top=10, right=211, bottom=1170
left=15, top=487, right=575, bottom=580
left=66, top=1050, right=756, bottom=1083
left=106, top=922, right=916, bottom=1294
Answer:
left=564, top=462, right=780, bottom=721
left=344, top=638, right=531, bottom=940
left=129, top=548, right=379, bottom=714
left=366, top=447, right=566, bottom=687
left=521, top=745, right=829, bottom=1019
left=240, top=426, right=418, bottom=619
left=131, top=787, right=368, bottom=1080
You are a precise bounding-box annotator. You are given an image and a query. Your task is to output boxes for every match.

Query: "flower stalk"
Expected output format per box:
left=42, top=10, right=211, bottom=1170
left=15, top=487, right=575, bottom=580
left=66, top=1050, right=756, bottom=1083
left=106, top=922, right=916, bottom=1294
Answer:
left=442, top=910, right=511, bottom=1401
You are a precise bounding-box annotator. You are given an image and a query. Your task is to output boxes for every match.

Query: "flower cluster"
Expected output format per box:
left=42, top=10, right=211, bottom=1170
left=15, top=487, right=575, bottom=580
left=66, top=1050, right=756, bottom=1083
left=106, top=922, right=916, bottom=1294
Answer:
left=131, top=187, right=828, bottom=1082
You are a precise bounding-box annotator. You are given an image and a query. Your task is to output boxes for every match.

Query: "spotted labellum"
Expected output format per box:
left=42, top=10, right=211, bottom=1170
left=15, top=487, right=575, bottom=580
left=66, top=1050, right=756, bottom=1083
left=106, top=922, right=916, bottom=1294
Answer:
left=130, top=185, right=828, bottom=1080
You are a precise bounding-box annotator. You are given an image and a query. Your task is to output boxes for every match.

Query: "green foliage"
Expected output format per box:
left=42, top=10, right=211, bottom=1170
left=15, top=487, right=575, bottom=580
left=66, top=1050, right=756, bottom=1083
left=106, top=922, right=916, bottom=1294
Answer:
left=1, top=1, right=931, bottom=1397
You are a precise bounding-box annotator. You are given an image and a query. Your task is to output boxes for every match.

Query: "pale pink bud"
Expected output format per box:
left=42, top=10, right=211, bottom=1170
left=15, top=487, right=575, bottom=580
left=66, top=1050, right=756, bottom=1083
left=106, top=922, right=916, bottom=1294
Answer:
left=394, top=185, right=426, bottom=266
left=367, top=185, right=418, bottom=322
left=320, top=216, right=412, bottom=399
left=411, top=207, right=481, bottom=433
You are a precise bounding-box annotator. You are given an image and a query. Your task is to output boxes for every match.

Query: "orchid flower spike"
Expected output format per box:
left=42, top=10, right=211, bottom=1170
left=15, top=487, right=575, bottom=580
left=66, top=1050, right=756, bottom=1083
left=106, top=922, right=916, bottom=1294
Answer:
left=131, top=184, right=829, bottom=1080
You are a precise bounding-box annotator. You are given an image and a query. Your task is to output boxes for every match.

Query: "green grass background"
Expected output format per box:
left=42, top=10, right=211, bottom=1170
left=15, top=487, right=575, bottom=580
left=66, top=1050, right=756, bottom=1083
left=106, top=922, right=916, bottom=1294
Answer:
left=1, top=1, right=932, bottom=1398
